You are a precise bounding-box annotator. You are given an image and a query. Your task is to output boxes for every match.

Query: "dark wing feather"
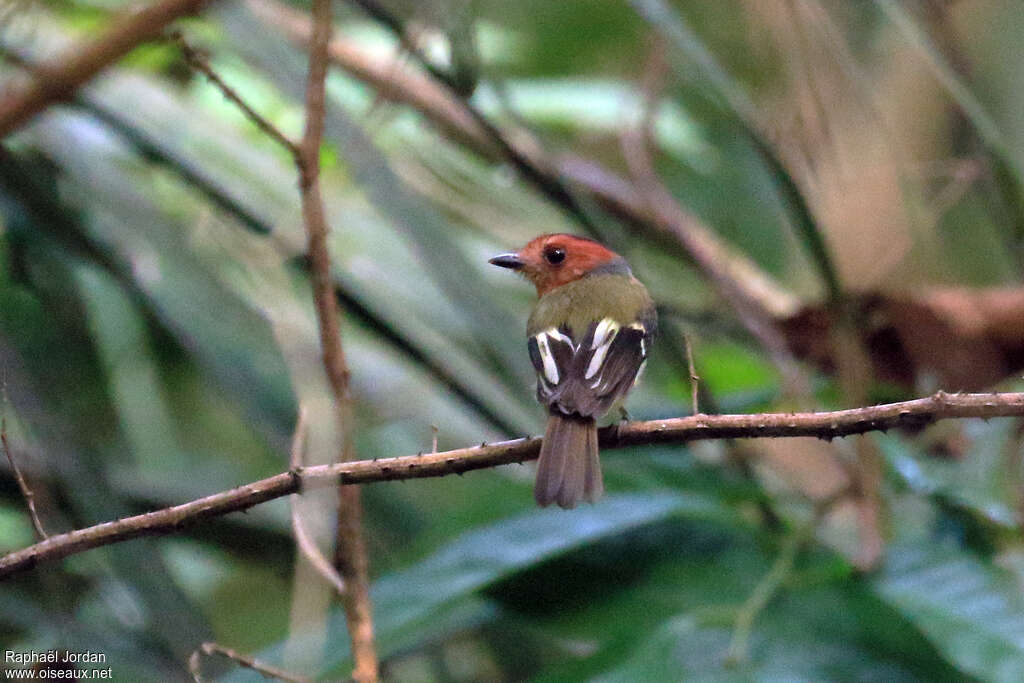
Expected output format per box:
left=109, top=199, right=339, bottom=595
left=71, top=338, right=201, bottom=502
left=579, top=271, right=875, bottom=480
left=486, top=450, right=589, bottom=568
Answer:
left=578, top=325, right=646, bottom=409
left=529, top=319, right=651, bottom=419
left=528, top=327, right=576, bottom=396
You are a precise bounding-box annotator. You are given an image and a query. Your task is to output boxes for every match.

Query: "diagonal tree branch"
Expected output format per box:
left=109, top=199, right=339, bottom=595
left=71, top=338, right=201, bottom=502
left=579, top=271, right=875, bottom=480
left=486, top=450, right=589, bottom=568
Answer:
left=173, top=32, right=300, bottom=158
left=0, top=0, right=214, bottom=137
left=1, top=391, right=1022, bottom=580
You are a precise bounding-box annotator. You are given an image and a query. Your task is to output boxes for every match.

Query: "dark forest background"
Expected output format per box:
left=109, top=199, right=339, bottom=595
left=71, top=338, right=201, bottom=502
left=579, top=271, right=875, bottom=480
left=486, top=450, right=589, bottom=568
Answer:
left=3, top=0, right=1024, bottom=680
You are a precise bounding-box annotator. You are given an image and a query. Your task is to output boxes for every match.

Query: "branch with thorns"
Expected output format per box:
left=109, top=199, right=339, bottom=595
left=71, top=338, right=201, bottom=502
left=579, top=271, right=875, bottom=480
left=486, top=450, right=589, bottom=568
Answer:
left=2, top=391, right=1022, bottom=581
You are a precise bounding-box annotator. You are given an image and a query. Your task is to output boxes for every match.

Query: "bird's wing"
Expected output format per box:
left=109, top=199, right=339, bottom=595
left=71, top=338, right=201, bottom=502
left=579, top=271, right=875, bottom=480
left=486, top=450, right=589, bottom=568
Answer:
left=528, top=317, right=652, bottom=418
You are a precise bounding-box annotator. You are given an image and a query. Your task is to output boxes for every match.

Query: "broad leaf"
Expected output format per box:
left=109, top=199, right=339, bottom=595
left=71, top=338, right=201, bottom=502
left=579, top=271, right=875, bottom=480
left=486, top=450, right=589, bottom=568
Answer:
left=874, top=542, right=1024, bottom=682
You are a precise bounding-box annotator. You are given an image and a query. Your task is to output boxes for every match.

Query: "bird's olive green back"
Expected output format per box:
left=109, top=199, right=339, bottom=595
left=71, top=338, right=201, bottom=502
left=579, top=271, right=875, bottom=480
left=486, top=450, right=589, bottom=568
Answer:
left=527, top=274, right=654, bottom=338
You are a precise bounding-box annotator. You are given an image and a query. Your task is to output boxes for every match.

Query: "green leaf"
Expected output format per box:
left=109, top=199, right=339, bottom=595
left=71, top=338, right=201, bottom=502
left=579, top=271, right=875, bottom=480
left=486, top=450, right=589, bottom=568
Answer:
left=230, top=492, right=740, bottom=680
left=592, top=615, right=703, bottom=683
left=374, top=492, right=735, bottom=621
left=873, top=542, right=1024, bottom=682
left=880, top=426, right=1019, bottom=528
left=529, top=541, right=940, bottom=682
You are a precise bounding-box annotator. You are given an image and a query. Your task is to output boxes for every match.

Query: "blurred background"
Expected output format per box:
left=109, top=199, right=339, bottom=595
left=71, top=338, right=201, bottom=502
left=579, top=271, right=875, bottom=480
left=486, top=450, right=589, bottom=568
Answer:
left=2, top=0, right=1024, bottom=680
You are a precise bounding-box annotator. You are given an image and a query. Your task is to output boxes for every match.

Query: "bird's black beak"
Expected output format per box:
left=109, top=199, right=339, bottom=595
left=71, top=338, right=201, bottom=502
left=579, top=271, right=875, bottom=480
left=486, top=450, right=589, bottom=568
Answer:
left=488, top=253, right=524, bottom=270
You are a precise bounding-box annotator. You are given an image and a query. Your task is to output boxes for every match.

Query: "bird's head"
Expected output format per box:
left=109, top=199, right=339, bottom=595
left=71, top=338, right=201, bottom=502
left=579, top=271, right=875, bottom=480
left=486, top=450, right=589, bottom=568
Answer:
left=489, top=234, right=627, bottom=297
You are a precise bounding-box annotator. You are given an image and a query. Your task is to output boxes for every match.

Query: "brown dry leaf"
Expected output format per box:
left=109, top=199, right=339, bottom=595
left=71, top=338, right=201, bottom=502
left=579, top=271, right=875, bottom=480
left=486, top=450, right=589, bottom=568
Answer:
left=782, top=287, right=1024, bottom=391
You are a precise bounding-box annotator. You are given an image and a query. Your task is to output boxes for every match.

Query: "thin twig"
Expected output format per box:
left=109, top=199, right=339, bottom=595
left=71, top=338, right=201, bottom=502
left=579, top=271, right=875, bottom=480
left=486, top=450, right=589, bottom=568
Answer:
left=0, top=0, right=213, bottom=137
left=298, top=2, right=378, bottom=680
left=1, top=397, right=46, bottom=540
left=683, top=333, right=700, bottom=416
left=172, top=32, right=300, bottom=159
left=291, top=509, right=348, bottom=595
left=2, top=391, right=1023, bottom=580
left=189, top=642, right=310, bottom=683
left=289, top=406, right=347, bottom=596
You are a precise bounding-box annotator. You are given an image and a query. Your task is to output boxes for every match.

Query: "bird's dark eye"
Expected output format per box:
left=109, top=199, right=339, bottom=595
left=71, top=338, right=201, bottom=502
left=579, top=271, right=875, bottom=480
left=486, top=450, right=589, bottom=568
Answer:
left=543, top=246, right=566, bottom=265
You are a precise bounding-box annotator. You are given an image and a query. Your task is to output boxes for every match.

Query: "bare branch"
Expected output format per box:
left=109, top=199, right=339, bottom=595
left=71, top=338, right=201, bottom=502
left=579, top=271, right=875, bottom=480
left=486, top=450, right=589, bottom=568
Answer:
left=189, top=642, right=310, bottom=683
left=0, top=0, right=213, bottom=137
left=2, top=391, right=1022, bottom=580
left=298, top=2, right=378, bottom=679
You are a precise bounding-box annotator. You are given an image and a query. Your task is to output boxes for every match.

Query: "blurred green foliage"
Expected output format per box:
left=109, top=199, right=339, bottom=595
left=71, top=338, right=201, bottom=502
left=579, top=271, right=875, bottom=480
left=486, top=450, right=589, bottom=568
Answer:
left=2, top=0, right=1024, bottom=681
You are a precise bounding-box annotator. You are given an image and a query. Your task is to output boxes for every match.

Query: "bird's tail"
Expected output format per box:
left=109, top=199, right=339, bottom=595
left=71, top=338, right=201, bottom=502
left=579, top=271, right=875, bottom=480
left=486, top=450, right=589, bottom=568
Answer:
left=535, top=413, right=603, bottom=509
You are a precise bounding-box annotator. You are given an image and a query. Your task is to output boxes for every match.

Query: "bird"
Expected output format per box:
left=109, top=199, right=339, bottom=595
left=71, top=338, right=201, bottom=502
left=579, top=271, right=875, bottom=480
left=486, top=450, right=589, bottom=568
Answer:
left=489, top=234, right=657, bottom=509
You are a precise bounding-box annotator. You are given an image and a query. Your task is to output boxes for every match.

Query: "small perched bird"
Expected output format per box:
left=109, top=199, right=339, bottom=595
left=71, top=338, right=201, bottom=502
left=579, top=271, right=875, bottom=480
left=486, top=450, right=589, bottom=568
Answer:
left=490, top=234, right=657, bottom=508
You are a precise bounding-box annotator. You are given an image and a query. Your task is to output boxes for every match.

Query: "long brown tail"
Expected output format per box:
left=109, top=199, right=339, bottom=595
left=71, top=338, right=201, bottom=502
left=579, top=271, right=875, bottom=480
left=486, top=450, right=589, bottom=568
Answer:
left=535, top=413, right=603, bottom=509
